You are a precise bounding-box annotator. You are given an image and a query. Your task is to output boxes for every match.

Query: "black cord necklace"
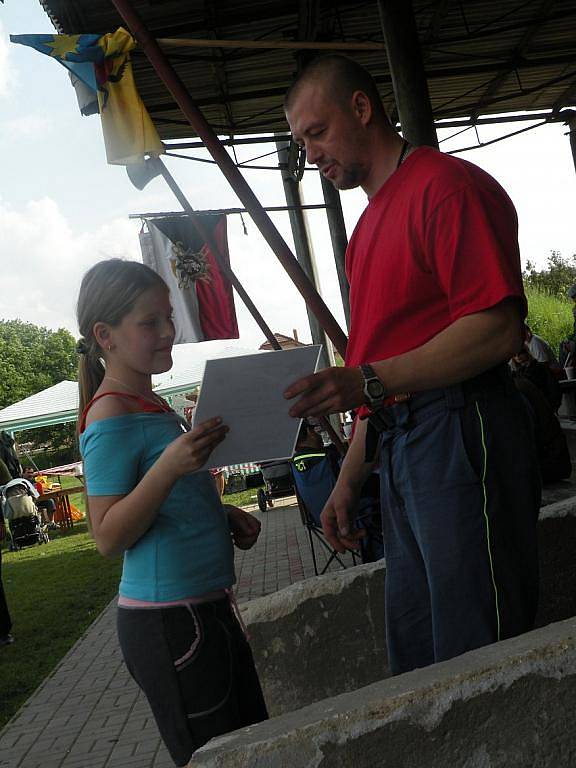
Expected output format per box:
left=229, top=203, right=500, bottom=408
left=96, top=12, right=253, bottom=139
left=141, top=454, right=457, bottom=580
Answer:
left=396, top=138, right=410, bottom=169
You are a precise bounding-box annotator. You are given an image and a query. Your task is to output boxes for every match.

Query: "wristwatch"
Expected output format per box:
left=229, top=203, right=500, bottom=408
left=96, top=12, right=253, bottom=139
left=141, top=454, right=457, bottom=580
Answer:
left=360, top=364, right=387, bottom=410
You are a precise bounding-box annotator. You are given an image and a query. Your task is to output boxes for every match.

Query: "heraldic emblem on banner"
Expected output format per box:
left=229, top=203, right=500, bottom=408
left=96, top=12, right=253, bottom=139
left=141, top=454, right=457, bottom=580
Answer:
left=170, top=241, right=211, bottom=289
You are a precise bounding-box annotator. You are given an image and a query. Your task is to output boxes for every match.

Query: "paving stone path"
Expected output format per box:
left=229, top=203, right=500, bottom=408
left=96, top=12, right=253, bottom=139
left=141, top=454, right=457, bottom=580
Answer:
left=0, top=498, right=356, bottom=768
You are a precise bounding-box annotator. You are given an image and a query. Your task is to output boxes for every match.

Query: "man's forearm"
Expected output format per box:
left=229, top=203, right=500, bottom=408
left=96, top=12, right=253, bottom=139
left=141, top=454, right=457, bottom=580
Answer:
left=336, top=419, right=376, bottom=493
left=284, top=299, right=524, bottom=419
left=371, top=299, right=523, bottom=395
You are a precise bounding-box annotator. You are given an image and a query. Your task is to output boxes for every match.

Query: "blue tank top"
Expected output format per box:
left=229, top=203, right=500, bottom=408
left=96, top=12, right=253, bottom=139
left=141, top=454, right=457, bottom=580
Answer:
left=80, top=411, right=235, bottom=601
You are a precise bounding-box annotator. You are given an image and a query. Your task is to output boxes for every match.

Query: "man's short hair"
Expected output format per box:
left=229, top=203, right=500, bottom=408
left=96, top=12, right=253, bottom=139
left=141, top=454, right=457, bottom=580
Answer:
left=284, top=54, right=387, bottom=120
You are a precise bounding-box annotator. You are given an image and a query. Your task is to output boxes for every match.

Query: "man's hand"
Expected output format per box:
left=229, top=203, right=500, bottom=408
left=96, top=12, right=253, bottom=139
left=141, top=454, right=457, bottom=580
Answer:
left=225, top=505, right=262, bottom=550
left=284, top=367, right=364, bottom=418
left=320, top=484, right=366, bottom=553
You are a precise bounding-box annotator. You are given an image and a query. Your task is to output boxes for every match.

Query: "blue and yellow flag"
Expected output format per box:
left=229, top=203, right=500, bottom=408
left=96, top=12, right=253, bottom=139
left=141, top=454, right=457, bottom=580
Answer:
left=11, top=28, right=164, bottom=165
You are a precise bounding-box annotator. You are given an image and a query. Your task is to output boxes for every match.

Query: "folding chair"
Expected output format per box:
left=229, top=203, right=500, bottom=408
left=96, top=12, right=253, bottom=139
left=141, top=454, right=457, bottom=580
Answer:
left=291, top=452, right=359, bottom=576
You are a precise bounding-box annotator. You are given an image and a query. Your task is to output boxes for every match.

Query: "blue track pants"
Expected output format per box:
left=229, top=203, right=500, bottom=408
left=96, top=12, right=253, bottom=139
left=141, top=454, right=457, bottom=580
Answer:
left=378, top=371, right=541, bottom=674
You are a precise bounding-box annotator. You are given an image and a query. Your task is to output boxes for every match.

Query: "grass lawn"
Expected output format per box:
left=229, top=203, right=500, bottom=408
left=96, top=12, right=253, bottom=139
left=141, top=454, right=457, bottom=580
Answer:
left=0, top=476, right=123, bottom=731
left=0, top=476, right=263, bottom=731
left=222, top=485, right=264, bottom=508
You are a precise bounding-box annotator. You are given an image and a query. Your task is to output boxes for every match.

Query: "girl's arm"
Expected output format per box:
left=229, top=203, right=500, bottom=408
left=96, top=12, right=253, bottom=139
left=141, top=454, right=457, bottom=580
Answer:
left=88, top=418, right=228, bottom=558
left=225, top=505, right=261, bottom=550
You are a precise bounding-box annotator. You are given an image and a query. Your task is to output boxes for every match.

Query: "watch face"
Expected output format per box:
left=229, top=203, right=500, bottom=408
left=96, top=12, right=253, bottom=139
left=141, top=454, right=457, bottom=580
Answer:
left=367, top=380, right=385, bottom=397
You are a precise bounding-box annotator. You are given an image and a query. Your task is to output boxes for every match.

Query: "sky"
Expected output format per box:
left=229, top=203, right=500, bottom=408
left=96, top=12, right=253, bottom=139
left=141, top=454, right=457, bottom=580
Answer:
left=1, top=1, right=575, bottom=352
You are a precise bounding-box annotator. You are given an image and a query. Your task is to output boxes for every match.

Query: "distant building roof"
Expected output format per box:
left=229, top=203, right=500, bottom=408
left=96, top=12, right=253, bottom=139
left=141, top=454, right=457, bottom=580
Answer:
left=259, top=331, right=308, bottom=351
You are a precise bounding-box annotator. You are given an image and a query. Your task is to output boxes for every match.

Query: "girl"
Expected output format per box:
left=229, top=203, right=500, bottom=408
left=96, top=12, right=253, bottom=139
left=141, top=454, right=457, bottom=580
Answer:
left=76, top=259, right=267, bottom=767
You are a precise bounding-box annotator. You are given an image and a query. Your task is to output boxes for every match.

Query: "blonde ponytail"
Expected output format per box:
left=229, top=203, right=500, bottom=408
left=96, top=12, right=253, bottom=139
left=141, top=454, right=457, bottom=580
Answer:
left=77, top=344, right=106, bottom=431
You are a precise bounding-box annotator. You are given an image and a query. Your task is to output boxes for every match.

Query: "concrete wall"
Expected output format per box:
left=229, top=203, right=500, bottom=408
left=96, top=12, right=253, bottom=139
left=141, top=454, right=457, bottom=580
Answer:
left=240, top=496, right=576, bottom=721
left=194, top=618, right=576, bottom=767
left=241, top=561, right=387, bottom=717
left=536, top=497, right=576, bottom=626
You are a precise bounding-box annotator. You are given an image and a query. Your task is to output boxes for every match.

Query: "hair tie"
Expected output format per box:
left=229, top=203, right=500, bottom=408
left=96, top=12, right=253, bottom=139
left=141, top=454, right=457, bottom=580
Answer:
left=76, top=338, right=89, bottom=355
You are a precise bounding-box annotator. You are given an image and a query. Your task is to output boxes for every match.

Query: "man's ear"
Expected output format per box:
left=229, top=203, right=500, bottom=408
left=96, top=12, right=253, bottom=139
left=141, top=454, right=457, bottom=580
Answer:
left=351, top=90, right=373, bottom=126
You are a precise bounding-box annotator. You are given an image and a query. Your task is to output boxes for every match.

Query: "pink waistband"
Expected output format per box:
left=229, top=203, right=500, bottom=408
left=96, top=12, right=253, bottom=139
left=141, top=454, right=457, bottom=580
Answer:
left=118, top=588, right=250, bottom=641
left=117, top=589, right=227, bottom=609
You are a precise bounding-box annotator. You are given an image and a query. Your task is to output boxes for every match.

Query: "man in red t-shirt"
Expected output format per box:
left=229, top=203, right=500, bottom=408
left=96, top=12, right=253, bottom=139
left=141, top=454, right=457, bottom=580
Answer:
left=283, top=55, right=540, bottom=674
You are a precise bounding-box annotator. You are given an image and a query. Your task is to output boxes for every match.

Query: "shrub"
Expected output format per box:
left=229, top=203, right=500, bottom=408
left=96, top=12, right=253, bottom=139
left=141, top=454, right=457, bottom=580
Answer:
left=525, top=285, right=573, bottom=357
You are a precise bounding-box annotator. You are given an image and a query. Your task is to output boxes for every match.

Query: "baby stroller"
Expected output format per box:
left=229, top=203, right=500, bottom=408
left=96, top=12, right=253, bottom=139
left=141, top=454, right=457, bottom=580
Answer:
left=257, top=460, right=295, bottom=513
left=2, top=479, right=49, bottom=551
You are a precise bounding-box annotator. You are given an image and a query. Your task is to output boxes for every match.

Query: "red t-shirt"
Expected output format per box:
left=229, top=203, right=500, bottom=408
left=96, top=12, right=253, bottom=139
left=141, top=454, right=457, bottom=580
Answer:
left=345, top=147, right=526, bottom=368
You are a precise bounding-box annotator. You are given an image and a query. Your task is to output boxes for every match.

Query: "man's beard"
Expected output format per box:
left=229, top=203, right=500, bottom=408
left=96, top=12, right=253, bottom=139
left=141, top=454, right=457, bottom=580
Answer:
left=328, top=162, right=364, bottom=191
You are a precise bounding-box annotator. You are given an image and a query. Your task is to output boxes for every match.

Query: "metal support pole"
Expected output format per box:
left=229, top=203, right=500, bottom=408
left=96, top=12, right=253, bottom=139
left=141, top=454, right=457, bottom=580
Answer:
left=152, top=158, right=282, bottom=351
left=377, top=0, right=438, bottom=148
left=110, top=0, right=348, bottom=359
left=569, top=114, right=576, bottom=175
left=276, top=140, right=329, bottom=368
left=320, top=175, right=351, bottom=332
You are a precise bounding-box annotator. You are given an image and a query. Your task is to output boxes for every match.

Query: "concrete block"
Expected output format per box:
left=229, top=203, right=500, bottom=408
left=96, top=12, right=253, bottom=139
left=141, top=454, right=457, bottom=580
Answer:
left=241, top=561, right=387, bottom=717
left=241, top=498, right=576, bottom=722
left=193, top=617, right=576, bottom=767
left=536, top=497, right=576, bottom=627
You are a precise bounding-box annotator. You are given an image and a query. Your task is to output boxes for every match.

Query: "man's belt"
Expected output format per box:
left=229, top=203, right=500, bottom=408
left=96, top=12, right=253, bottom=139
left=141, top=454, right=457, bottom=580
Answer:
left=364, top=394, right=410, bottom=463
left=362, top=364, right=513, bottom=463
left=381, top=392, right=411, bottom=408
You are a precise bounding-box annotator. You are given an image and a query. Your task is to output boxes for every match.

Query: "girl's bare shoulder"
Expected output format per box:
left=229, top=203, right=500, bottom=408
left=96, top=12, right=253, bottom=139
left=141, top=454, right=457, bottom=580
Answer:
left=84, top=391, right=138, bottom=428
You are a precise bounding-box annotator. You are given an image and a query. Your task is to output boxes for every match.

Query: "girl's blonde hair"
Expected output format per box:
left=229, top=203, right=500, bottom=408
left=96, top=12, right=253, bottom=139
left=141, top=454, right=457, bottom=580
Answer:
left=76, top=259, right=167, bottom=424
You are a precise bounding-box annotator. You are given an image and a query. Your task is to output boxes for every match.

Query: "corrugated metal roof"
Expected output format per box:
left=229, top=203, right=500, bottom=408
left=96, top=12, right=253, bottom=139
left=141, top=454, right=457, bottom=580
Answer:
left=37, top=0, right=576, bottom=140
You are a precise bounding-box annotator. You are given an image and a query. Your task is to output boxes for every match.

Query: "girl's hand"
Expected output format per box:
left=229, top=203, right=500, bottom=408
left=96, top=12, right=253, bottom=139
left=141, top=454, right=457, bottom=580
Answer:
left=225, top=505, right=261, bottom=550
left=160, top=418, right=229, bottom=479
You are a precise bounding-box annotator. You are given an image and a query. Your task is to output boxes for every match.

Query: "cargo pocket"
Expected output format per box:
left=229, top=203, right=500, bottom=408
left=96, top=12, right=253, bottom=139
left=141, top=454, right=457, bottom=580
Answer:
left=455, top=402, right=485, bottom=484
left=164, top=604, right=233, bottom=718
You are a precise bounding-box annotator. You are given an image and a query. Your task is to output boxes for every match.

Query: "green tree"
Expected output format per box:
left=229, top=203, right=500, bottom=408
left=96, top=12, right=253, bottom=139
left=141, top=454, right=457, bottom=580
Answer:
left=523, top=250, right=576, bottom=299
left=0, top=320, right=77, bottom=409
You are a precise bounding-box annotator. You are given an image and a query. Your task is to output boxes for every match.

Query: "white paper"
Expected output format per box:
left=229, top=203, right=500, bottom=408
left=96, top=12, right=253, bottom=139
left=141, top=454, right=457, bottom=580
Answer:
left=192, top=345, right=322, bottom=469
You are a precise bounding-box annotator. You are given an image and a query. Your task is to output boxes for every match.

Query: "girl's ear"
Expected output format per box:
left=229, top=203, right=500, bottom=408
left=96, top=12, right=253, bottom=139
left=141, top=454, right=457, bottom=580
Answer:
left=93, top=322, right=111, bottom=352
